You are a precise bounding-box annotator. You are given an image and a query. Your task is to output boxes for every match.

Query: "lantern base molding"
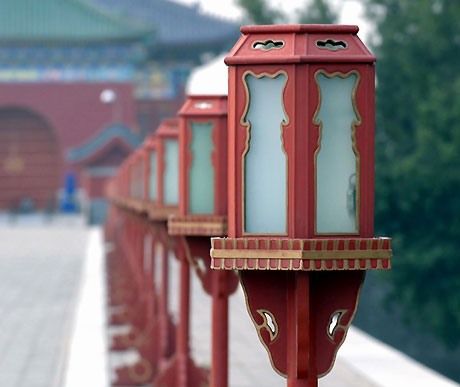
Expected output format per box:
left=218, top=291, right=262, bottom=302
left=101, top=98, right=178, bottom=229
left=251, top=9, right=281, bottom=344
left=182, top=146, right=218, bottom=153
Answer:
left=109, top=196, right=148, bottom=216
left=168, top=215, right=227, bottom=236
left=210, top=237, right=391, bottom=271
left=145, top=203, right=179, bottom=221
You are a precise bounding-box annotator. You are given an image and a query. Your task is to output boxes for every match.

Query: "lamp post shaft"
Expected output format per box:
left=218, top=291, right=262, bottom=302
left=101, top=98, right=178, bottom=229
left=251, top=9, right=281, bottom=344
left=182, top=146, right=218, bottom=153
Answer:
left=287, top=272, right=317, bottom=387
left=211, top=270, right=230, bottom=387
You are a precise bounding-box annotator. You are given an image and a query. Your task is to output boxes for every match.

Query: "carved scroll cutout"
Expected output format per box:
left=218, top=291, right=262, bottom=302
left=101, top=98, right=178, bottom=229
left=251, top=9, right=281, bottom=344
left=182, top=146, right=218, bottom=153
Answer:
left=316, top=39, right=348, bottom=51
left=253, top=39, right=285, bottom=51
left=327, top=310, right=347, bottom=340
left=256, top=309, right=279, bottom=341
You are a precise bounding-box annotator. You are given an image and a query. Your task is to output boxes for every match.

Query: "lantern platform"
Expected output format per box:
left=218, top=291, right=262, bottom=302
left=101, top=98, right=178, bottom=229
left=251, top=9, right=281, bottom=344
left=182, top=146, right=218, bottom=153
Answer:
left=210, top=237, right=391, bottom=271
left=145, top=203, right=179, bottom=221
left=109, top=196, right=145, bottom=214
left=124, top=198, right=146, bottom=214
left=168, top=215, right=227, bottom=236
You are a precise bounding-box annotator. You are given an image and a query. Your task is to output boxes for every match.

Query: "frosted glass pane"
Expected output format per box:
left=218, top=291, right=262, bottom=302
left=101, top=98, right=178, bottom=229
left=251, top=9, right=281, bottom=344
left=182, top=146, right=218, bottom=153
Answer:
left=163, top=139, right=179, bottom=205
left=189, top=121, right=215, bottom=214
left=243, top=73, right=288, bottom=234
left=149, top=150, right=157, bottom=201
left=315, top=72, right=360, bottom=233
left=154, top=243, right=162, bottom=292
left=130, top=165, right=136, bottom=197
left=139, top=162, right=144, bottom=199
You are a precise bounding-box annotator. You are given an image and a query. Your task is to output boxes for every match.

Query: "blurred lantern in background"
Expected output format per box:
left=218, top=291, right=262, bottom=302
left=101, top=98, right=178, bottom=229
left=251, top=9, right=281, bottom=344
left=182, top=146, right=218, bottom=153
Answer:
left=169, top=95, right=238, bottom=387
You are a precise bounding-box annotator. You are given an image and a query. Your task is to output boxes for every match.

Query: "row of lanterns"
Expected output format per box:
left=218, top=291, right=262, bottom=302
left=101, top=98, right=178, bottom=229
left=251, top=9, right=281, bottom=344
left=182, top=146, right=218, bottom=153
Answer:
left=108, top=24, right=391, bottom=386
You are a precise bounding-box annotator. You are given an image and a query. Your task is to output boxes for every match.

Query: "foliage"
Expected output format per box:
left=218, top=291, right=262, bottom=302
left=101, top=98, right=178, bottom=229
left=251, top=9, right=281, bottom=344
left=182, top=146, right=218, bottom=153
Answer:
left=298, top=0, right=337, bottom=24
left=365, top=0, right=460, bottom=347
left=237, top=0, right=336, bottom=25
left=237, top=0, right=284, bottom=25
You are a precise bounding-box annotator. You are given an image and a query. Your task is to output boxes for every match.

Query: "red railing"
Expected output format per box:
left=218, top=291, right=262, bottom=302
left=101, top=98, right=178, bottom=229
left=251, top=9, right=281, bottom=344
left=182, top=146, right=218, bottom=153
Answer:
left=105, top=200, right=239, bottom=387
left=104, top=97, right=237, bottom=386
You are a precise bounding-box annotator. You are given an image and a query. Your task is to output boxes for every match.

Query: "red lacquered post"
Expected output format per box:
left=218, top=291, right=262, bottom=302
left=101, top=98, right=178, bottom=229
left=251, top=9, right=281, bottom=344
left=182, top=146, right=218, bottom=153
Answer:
left=211, top=270, right=231, bottom=387
left=158, top=237, right=170, bottom=368
left=287, top=273, right=317, bottom=387
left=177, top=253, right=191, bottom=387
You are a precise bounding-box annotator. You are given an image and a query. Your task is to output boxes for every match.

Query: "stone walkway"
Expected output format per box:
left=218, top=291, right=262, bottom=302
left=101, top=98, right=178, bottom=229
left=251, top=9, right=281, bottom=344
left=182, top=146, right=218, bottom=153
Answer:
left=189, top=270, right=375, bottom=387
left=1, top=219, right=458, bottom=387
left=0, top=217, right=88, bottom=387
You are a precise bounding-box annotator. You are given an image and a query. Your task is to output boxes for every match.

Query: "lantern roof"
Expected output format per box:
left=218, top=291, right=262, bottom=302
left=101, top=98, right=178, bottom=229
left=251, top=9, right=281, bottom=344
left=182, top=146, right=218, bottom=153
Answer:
left=178, top=95, right=227, bottom=117
left=225, top=24, right=375, bottom=65
left=155, top=117, right=179, bottom=138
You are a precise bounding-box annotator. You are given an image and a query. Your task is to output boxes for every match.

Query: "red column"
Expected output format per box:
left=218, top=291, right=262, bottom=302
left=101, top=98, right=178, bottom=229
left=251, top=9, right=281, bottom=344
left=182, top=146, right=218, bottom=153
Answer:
left=158, top=237, right=170, bottom=368
left=177, top=255, right=191, bottom=387
left=210, top=270, right=230, bottom=387
left=287, top=272, right=317, bottom=387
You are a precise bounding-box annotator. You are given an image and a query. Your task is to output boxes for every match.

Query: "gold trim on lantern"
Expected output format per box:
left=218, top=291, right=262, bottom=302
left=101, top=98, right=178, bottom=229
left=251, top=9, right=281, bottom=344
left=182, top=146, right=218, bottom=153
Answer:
left=211, top=249, right=391, bottom=260
left=319, top=275, right=365, bottom=378
left=239, top=272, right=288, bottom=378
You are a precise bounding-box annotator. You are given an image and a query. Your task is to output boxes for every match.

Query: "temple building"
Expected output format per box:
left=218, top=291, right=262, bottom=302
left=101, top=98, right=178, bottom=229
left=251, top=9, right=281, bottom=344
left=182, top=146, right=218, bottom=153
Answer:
left=0, top=0, right=237, bottom=222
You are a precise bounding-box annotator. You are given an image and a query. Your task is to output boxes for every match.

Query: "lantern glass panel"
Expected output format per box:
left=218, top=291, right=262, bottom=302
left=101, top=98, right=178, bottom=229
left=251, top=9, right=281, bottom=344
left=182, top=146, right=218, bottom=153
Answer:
left=130, top=164, right=136, bottom=198
left=314, top=71, right=360, bottom=234
left=243, top=72, right=288, bottom=234
left=139, top=162, right=144, bottom=199
left=154, top=243, right=163, bottom=292
left=168, top=250, right=179, bottom=321
left=189, top=121, right=215, bottom=214
left=149, top=150, right=157, bottom=201
left=143, top=234, right=152, bottom=272
left=163, top=139, right=179, bottom=205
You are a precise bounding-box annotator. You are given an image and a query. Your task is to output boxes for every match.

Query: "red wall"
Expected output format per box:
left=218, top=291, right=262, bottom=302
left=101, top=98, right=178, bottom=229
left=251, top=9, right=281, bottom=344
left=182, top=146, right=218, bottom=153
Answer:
left=0, top=108, right=60, bottom=209
left=0, top=82, right=138, bottom=180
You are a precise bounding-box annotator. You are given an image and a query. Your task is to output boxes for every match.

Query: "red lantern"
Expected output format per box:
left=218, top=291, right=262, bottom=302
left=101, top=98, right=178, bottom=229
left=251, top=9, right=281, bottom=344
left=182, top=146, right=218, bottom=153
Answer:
left=169, top=95, right=228, bottom=234
left=168, top=95, right=238, bottom=387
left=144, top=118, right=180, bottom=220
left=210, top=24, right=392, bottom=385
left=129, top=149, right=145, bottom=213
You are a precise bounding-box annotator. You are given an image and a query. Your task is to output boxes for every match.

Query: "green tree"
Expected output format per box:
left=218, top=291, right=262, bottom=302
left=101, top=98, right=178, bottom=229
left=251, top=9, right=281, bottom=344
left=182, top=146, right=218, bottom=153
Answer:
left=237, top=0, right=284, bottom=25
left=299, top=0, right=337, bottom=24
left=365, top=0, right=460, bottom=347
left=237, top=0, right=336, bottom=25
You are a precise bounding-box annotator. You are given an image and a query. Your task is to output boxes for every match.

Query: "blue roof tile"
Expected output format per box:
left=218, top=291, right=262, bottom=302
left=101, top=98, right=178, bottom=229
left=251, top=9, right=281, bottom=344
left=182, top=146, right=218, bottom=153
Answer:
left=86, top=0, right=239, bottom=47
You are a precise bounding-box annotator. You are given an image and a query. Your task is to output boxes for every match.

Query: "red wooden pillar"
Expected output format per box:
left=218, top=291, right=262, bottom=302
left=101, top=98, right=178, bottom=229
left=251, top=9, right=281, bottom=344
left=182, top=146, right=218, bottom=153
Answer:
left=177, top=252, right=191, bottom=387
left=287, top=272, right=316, bottom=387
left=211, top=270, right=231, bottom=387
left=158, top=235, right=171, bottom=368
left=153, top=236, right=208, bottom=387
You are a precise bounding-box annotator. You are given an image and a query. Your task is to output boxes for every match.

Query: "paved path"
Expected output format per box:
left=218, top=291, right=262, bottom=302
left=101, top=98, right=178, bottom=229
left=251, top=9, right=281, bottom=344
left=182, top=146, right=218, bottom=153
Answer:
left=0, top=219, right=88, bottom=387
left=190, top=272, right=375, bottom=387
left=2, top=220, right=457, bottom=387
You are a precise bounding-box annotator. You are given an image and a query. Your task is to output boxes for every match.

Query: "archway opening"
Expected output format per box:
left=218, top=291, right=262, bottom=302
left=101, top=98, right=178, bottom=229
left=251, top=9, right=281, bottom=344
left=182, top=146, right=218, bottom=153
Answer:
left=0, top=107, right=60, bottom=211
